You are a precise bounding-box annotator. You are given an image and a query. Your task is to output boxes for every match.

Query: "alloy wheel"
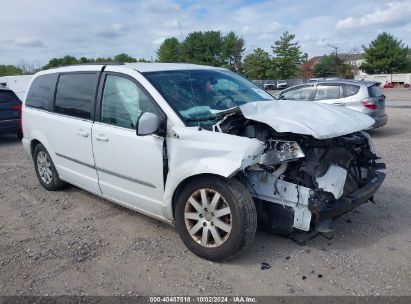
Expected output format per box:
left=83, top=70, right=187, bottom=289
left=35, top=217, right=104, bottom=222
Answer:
left=184, top=188, right=232, bottom=248
left=37, top=151, right=53, bottom=184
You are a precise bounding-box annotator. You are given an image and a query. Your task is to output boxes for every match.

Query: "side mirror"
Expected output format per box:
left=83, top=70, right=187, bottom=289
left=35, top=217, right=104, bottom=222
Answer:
left=136, top=112, right=164, bottom=136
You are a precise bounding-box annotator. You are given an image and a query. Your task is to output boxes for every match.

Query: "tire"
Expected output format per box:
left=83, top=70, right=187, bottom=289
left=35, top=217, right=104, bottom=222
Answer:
left=174, top=176, right=257, bottom=261
left=17, top=129, right=23, bottom=139
left=33, top=144, right=66, bottom=191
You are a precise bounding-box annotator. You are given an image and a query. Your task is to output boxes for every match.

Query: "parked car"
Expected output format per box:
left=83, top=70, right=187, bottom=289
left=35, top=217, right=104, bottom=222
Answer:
left=263, top=80, right=276, bottom=90
left=252, top=80, right=264, bottom=89
left=383, top=82, right=394, bottom=89
left=276, top=80, right=288, bottom=90
left=308, top=78, right=323, bottom=83
left=0, top=87, right=22, bottom=138
left=22, top=64, right=385, bottom=261
left=275, top=80, right=388, bottom=129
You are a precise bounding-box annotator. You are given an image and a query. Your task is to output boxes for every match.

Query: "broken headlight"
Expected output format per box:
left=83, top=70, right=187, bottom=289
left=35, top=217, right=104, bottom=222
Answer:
left=260, top=140, right=305, bottom=166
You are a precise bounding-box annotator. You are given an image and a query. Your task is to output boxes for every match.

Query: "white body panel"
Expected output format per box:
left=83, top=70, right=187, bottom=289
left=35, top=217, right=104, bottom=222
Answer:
left=24, top=108, right=100, bottom=194
left=92, top=122, right=165, bottom=216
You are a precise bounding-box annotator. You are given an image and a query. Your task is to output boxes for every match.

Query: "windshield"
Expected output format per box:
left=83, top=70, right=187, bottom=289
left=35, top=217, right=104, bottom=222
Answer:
left=143, top=69, right=274, bottom=126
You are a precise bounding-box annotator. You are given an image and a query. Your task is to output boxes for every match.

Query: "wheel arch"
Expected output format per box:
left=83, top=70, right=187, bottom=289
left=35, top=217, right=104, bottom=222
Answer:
left=30, top=139, right=41, bottom=157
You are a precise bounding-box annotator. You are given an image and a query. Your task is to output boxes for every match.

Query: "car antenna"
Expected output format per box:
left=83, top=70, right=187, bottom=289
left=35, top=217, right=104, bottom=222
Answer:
left=179, top=21, right=200, bottom=128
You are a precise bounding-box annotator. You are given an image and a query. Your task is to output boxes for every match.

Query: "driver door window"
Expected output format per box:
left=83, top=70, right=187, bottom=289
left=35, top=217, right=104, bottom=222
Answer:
left=101, top=75, right=157, bottom=129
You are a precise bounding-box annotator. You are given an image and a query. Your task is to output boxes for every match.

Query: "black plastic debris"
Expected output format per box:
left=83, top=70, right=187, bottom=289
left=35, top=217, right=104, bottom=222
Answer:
left=318, top=274, right=323, bottom=278
left=302, top=276, right=307, bottom=280
left=285, top=256, right=290, bottom=260
left=260, top=262, right=271, bottom=270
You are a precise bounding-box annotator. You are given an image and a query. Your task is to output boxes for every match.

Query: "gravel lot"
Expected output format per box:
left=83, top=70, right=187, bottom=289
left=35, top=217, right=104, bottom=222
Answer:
left=0, top=89, right=410, bottom=296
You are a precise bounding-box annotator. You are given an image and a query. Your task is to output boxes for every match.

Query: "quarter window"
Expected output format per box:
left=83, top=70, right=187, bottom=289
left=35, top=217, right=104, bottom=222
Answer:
left=55, top=73, right=98, bottom=119
left=314, top=85, right=341, bottom=100
left=26, top=74, right=57, bottom=110
left=101, top=75, right=158, bottom=129
left=343, top=84, right=360, bottom=97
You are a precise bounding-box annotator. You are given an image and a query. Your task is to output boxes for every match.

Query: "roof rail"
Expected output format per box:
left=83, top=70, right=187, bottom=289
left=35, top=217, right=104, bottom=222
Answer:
left=68, top=62, right=125, bottom=66
left=46, top=62, right=125, bottom=69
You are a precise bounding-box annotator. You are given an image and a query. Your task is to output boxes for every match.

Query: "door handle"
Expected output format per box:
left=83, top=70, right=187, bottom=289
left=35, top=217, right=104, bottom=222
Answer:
left=76, top=129, right=89, bottom=137
left=95, top=134, right=109, bottom=142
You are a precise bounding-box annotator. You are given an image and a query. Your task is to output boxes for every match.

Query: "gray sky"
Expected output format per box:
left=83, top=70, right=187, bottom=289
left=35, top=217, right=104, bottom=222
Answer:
left=1, top=0, right=411, bottom=66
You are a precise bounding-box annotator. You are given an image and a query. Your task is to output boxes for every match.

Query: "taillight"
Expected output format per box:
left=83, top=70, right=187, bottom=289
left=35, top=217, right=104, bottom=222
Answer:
left=11, top=104, right=22, bottom=111
left=361, top=98, right=376, bottom=110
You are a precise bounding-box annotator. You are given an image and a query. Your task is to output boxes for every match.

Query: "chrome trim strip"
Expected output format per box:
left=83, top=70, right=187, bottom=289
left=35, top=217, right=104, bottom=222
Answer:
left=55, top=152, right=95, bottom=169
left=55, top=152, right=156, bottom=188
left=96, top=166, right=156, bottom=188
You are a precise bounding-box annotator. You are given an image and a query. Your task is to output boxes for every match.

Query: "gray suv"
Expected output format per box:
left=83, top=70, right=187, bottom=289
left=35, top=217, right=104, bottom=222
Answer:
left=275, top=80, right=388, bottom=129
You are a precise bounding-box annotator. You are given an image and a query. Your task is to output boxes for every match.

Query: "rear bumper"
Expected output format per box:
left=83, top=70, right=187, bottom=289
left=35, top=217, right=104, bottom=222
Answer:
left=0, top=119, right=21, bottom=134
left=369, top=114, right=388, bottom=129
left=313, top=170, right=385, bottom=223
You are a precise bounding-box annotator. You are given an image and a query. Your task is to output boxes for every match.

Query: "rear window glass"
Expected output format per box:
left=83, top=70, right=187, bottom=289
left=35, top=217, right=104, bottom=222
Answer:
left=368, top=84, right=383, bottom=97
left=55, top=73, right=98, bottom=119
left=26, top=74, right=57, bottom=110
left=343, top=84, right=360, bottom=97
left=0, top=90, right=20, bottom=104
left=314, top=85, right=341, bottom=100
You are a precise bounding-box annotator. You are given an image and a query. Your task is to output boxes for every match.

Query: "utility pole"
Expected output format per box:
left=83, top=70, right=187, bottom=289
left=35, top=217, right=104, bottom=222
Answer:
left=327, top=44, right=340, bottom=78
left=303, top=53, right=308, bottom=83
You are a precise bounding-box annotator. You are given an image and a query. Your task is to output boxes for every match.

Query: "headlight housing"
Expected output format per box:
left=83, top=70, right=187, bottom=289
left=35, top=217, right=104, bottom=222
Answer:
left=260, top=140, right=305, bottom=166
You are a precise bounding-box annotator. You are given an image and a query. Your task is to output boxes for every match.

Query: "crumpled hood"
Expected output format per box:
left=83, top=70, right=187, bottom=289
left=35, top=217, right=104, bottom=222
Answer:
left=239, top=100, right=375, bottom=139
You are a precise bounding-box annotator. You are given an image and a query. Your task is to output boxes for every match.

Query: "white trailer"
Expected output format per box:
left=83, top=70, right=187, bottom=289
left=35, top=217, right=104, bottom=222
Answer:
left=0, top=75, right=33, bottom=100
left=355, top=73, right=411, bottom=86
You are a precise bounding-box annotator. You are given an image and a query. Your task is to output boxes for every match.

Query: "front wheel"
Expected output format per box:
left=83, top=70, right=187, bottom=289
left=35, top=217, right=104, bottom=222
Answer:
left=175, top=176, right=257, bottom=261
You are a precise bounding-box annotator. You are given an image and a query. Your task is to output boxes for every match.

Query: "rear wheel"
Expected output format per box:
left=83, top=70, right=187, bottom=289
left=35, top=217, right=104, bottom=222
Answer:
left=175, top=176, right=257, bottom=261
left=33, top=144, right=66, bottom=191
left=17, top=129, right=23, bottom=139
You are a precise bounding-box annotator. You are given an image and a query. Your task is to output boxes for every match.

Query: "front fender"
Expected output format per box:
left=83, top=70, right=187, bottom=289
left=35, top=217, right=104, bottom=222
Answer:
left=162, top=126, right=264, bottom=219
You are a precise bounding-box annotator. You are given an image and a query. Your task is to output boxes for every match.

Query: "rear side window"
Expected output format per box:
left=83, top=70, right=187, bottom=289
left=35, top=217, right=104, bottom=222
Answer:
left=368, top=85, right=383, bottom=97
left=26, top=74, right=57, bottom=110
left=343, top=84, right=360, bottom=97
left=281, top=85, right=313, bottom=100
left=0, top=90, right=20, bottom=104
left=314, top=84, right=341, bottom=100
left=55, top=73, right=98, bottom=119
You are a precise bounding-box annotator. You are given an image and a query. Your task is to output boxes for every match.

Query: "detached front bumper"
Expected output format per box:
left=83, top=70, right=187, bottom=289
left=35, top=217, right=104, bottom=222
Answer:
left=311, top=170, right=386, bottom=226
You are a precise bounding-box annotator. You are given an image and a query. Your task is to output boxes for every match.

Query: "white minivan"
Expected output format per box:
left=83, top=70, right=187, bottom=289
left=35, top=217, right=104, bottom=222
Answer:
left=22, top=63, right=385, bottom=261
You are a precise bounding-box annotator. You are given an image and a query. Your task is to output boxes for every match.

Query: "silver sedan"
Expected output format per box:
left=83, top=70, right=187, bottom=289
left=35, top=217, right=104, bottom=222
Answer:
left=274, top=80, right=388, bottom=129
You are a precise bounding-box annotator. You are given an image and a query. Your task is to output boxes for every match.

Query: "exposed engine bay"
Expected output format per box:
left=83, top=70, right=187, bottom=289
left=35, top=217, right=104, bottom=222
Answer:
left=211, top=111, right=386, bottom=234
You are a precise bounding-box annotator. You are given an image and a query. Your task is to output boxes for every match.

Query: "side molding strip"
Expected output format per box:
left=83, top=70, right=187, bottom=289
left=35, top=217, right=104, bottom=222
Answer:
left=95, top=166, right=156, bottom=188
left=55, top=152, right=156, bottom=188
left=55, top=152, right=94, bottom=169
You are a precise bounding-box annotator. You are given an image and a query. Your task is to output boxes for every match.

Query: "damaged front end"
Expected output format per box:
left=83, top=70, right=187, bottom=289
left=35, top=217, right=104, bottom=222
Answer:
left=213, top=111, right=386, bottom=235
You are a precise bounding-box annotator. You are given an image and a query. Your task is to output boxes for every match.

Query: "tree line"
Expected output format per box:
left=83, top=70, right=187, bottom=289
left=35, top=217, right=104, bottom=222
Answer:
left=1, top=31, right=410, bottom=79
left=157, top=30, right=302, bottom=79
left=0, top=54, right=150, bottom=76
